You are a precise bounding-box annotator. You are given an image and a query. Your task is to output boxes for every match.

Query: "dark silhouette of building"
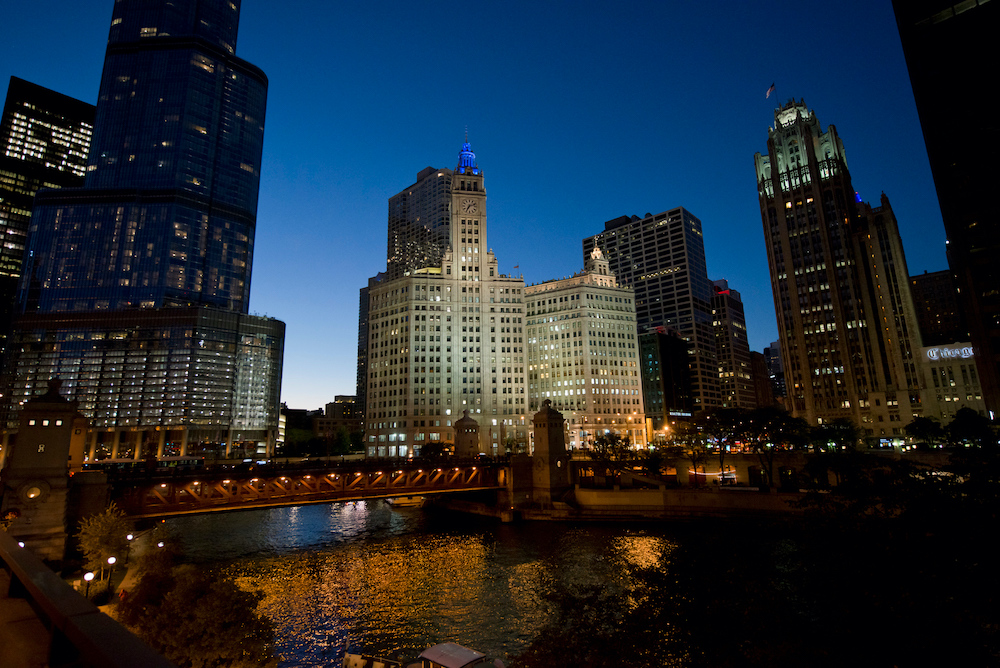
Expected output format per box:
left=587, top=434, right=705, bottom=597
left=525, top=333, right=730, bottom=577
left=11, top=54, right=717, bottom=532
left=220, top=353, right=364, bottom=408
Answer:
left=750, top=351, right=775, bottom=408
left=755, top=100, right=924, bottom=438
left=640, top=328, right=693, bottom=432
left=763, top=340, right=786, bottom=404
left=584, top=208, right=719, bottom=413
left=2, top=0, right=283, bottom=459
left=910, top=270, right=966, bottom=346
left=0, top=78, right=94, bottom=357
left=712, top=279, right=755, bottom=408
left=892, top=0, right=1000, bottom=417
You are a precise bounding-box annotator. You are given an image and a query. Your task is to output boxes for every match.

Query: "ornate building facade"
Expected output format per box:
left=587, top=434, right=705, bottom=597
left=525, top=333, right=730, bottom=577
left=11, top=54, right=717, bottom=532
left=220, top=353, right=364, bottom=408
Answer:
left=755, top=100, right=924, bottom=438
left=364, top=142, right=527, bottom=456
left=525, top=248, right=646, bottom=450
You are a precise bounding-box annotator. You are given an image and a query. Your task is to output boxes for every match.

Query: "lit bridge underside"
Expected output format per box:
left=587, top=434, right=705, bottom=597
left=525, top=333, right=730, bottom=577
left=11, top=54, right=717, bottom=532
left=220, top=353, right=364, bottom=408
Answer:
left=113, top=464, right=506, bottom=519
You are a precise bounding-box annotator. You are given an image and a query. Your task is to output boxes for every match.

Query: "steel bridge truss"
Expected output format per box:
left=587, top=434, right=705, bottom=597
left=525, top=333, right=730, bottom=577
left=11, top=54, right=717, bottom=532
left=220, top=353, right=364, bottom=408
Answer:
left=116, top=465, right=504, bottom=518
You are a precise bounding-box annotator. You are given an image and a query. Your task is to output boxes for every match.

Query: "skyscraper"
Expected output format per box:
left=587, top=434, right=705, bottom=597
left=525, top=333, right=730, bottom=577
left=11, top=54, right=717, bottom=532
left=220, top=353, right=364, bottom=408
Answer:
left=525, top=247, right=645, bottom=450
left=364, top=142, right=527, bottom=456
left=755, top=100, right=924, bottom=437
left=2, top=0, right=283, bottom=459
left=712, top=279, right=754, bottom=408
left=583, top=208, right=720, bottom=413
left=892, top=0, right=1000, bottom=417
left=0, top=77, right=94, bottom=356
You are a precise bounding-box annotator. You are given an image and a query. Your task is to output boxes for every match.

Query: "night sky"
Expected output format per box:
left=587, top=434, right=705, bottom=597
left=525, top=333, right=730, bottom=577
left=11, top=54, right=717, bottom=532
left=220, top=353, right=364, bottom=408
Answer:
left=1, top=1, right=946, bottom=410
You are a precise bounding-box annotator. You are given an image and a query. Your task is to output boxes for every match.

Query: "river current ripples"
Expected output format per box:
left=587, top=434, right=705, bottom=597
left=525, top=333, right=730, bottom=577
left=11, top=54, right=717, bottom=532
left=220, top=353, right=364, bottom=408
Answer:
left=166, top=501, right=679, bottom=667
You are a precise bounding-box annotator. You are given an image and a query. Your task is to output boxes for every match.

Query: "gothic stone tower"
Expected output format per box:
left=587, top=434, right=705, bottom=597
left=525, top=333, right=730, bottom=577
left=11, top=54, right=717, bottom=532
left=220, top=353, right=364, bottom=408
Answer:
left=530, top=399, right=570, bottom=506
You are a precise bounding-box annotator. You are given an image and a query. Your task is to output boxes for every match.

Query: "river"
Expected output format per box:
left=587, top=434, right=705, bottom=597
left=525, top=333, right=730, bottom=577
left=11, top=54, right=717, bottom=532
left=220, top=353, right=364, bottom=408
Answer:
left=165, top=500, right=688, bottom=667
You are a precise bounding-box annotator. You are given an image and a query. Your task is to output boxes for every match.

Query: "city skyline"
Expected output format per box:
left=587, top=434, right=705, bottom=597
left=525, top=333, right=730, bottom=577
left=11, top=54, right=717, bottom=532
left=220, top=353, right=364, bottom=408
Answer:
left=0, top=0, right=947, bottom=410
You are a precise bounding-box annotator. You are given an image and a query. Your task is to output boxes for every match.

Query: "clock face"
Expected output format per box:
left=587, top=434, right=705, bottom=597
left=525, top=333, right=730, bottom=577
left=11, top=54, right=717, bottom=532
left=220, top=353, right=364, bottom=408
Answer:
left=461, top=198, right=477, bottom=214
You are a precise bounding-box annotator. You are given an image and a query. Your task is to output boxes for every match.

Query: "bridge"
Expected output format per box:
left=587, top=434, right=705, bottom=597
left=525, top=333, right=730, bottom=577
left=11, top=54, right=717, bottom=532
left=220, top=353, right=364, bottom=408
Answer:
left=110, top=459, right=510, bottom=519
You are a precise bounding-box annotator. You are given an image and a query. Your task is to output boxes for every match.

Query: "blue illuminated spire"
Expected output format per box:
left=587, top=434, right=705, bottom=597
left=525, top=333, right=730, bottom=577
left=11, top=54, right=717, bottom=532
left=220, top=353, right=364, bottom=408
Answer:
left=457, top=134, right=479, bottom=175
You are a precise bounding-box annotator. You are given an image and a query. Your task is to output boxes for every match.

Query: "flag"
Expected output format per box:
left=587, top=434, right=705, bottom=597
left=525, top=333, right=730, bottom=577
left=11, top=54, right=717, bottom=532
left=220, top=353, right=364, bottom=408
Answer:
left=513, top=265, right=519, bottom=269
left=765, top=82, right=775, bottom=99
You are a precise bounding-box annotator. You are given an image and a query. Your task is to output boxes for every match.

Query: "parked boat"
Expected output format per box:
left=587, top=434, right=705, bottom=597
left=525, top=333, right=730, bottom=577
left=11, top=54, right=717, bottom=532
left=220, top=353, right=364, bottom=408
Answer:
left=343, top=642, right=505, bottom=668
left=385, top=496, right=425, bottom=508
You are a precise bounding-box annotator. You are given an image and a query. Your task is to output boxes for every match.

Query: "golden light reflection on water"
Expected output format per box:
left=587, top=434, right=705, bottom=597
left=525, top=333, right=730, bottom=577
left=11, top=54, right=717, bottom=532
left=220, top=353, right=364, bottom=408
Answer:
left=172, top=504, right=683, bottom=667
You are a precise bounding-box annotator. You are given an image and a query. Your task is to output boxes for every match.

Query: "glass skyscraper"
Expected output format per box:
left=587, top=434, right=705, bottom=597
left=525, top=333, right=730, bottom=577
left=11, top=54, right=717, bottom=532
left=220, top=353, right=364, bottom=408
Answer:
left=3, top=0, right=283, bottom=460
left=0, top=77, right=94, bottom=358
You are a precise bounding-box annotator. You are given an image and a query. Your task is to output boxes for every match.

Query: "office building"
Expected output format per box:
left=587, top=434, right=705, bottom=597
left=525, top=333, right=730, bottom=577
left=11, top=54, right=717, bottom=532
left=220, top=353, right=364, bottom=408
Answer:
left=763, top=340, right=786, bottom=404
left=920, top=342, right=985, bottom=422
left=755, top=100, right=924, bottom=437
left=583, top=208, right=720, bottom=413
left=910, top=270, right=966, bottom=347
left=750, top=351, right=775, bottom=408
left=2, top=0, right=283, bottom=458
left=525, top=247, right=645, bottom=450
left=0, top=77, right=94, bottom=356
left=892, top=0, right=1000, bottom=417
left=364, top=141, right=527, bottom=457
left=640, top=328, right=693, bottom=434
left=712, top=279, right=755, bottom=409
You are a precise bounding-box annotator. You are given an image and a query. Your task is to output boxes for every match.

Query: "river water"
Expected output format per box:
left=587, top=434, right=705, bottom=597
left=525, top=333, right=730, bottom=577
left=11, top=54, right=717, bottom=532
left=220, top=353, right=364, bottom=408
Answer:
left=165, top=501, right=689, bottom=666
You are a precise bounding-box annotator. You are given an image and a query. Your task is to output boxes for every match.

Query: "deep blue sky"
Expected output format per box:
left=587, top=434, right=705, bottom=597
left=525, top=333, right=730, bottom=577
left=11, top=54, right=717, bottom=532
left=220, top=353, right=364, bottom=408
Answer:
left=1, top=1, right=946, bottom=410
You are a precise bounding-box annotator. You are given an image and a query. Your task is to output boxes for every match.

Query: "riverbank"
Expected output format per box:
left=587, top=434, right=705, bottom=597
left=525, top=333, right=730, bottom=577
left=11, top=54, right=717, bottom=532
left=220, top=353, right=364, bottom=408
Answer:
left=430, top=484, right=805, bottom=522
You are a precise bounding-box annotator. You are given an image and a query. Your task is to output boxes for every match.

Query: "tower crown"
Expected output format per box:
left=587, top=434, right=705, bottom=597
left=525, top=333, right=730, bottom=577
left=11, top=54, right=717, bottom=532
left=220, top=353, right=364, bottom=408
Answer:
left=457, top=140, right=479, bottom=175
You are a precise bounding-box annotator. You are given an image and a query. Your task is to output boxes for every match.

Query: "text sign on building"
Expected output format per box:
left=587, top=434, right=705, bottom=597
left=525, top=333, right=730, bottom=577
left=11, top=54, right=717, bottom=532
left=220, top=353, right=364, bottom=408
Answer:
left=925, top=345, right=974, bottom=361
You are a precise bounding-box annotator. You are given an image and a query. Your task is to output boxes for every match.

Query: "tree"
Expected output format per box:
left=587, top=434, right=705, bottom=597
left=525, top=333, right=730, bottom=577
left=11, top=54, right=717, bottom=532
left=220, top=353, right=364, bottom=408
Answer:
left=701, top=407, right=746, bottom=482
left=904, top=416, right=946, bottom=447
left=946, top=407, right=994, bottom=448
left=419, top=441, right=449, bottom=458
left=665, top=421, right=710, bottom=487
left=812, top=417, right=862, bottom=452
left=590, top=432, right=632, bottom=473
left=76, top=503, right=130, bottom=578
left=118, top=562, right=276, bottom=668
left=742, top=406, right=808, bottom=488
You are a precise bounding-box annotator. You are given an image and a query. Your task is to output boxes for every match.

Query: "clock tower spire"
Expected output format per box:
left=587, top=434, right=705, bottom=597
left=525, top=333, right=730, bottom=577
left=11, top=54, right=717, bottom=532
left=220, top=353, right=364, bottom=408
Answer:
left=452, top=137, right=487, bottom=281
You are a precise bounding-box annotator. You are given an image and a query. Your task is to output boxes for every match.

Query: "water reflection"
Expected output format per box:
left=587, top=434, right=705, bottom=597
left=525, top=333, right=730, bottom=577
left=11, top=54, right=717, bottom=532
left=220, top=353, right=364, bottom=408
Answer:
left=166, top=502, right=680, bottom=667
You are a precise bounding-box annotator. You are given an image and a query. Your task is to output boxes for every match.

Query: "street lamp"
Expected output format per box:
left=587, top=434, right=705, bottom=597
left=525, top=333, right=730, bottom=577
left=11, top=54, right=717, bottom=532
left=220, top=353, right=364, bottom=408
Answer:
left=107, top=556, right=117, bottom=583
left=125, top=533, right=134, bottom=564
left=84, top=572, right=95, bottom=597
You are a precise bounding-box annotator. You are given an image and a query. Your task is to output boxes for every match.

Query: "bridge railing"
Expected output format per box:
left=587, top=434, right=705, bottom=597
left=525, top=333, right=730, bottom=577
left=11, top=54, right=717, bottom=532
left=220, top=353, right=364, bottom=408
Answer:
left=0, top=530, right=174, bottom=668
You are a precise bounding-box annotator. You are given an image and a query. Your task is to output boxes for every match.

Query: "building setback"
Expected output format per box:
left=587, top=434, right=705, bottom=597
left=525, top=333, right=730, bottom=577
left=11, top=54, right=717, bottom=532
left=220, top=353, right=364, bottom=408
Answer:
left=525, top=247, right=645, bottom=450
left=583, top=208, right=720, bottom=414
left=0, top=77, right=94, bottom=357
left=2, top=0, right=283, bottom=459
left=364, top=142, right=527, bottom=456
left=712, top=280, right=755, bottom=409
left=755, top=100, right=924, bottom=437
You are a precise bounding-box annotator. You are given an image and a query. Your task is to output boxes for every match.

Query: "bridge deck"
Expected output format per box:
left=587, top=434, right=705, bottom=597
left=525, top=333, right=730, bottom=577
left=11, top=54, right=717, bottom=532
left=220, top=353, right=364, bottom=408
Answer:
left=112, top=462, right=506, bottom=519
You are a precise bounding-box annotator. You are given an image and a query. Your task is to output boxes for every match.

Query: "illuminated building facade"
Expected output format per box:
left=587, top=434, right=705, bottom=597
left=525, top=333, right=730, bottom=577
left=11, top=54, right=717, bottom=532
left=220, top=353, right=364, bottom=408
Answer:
left=0, top=77, right=94, bottom=357
left=525, top=248, right=645, bottom=450
left=712, top=280, right=755, bottom=408
left=2, top=0, right=283, bottom=458
left=583, top=208, right=720, bottom=414
left=920, top=343, right=985, bottom=422
left=755, top=100, right=924, bottom=437
left=364, top=142, right=528, bottom=456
